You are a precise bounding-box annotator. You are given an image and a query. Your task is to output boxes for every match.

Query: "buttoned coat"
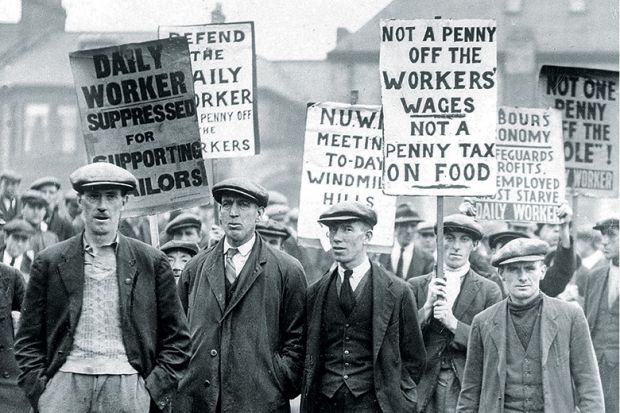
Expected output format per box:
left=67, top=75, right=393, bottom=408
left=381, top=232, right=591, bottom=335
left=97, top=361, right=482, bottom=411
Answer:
left=0, top=263, right=28, bottom=412
left=408, top=270, right=502, bottom=411
left=176, top=235, right=307, bottom=413
left=457, top=295, right=604, bottom=412
left=301, top=261, right=426, bottom=413
left=378, top=246, right=434, bottom=280
left=14, top=234, right=192, bottom=412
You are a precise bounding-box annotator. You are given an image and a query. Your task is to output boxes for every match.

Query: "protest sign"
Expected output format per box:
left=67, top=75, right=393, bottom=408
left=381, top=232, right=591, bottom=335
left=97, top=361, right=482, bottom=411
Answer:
left=473, top=107, right=565, bottom=224
left=70, top=37, right=211, bottom=217
left=380, top=19, right=498, bottom=196
left=159, top=22, right=258, bottom=159
left=539, top=66, right=618, bottom=198
left=298, top=102, right=396, bottom=252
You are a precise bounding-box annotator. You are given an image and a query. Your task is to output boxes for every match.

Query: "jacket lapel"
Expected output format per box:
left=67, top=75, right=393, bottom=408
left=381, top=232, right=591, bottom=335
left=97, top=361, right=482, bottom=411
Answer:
left=223, top=236, right=265, bottom=318
left=489, top=301, right=507, bottom=397
left=116, top=235, right=137, bottom=316
left=372, top=262, right=396, bottom=362
left=540, top=295, right=559, bottom=366
left=57, top=235, right=86, bottom=328
left=586, top=268, right=607, bottom=333
left=453, top=270, right=481, bottom=319
left=204, top=239, right=226, bottom=313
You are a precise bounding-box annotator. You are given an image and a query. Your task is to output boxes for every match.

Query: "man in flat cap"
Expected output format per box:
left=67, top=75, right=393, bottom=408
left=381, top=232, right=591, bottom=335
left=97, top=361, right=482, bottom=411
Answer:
left=177, top=178, right=307, bottom=413
left=165, top=212, right=203, bottom=245
left=256, top=219, right=290, bottom=250
left=457, top=238, right=604, bottom=412
left=18, top=190, right=58, bottom=255
left=30, top=176, right=75, bottom=242
left=0, top=170, right=21, bottom=224
left=408, top=214, right=502, bottom=413
left=582, top=217, right=619, bottom=412
left=161, top=240, right=199, bottom=285
left=15, top=162, right=191, bottom=413
left=415, top=221, right=437, bottom=258
left=301, top=201, right=426, bottom=413
left=1, top=219, right=35, bottom=281
left=378, top=203, right=434, bottom=280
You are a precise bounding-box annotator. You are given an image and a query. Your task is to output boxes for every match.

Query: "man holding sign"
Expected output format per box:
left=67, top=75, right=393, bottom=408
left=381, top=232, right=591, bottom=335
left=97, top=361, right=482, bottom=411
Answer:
left=408, top=214, right=502, bottom=413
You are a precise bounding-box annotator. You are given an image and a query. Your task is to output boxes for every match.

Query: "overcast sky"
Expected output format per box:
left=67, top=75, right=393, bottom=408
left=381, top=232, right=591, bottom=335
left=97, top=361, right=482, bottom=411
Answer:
left=0, top=0, right=392, bottom=60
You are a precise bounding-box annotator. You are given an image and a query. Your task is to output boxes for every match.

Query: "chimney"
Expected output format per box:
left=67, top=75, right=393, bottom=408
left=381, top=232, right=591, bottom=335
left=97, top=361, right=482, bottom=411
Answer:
left=336, top=27, right=350, bottom=44
left=211, top=3, right=226, bottom=24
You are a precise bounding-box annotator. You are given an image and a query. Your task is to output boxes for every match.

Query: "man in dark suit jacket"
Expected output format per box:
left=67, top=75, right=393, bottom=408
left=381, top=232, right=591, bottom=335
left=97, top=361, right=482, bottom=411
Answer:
left=409, top=214, right=502, bottom=413
left=458, top=238, right=604, bottom=412
left=29, top=177, right=75, bottom=242
left=301, top=201, right=426, bottom=413
left=15, top=163, right=191, bottom=413
left=0, top=170, right=21, bottom=224
left=176, top=179, right=307, bottom=413
left=582, top=217, right=619, bottom=413
left=0, top=219, right=35, bottom=281
left=378, top=203, right=434, bottom=280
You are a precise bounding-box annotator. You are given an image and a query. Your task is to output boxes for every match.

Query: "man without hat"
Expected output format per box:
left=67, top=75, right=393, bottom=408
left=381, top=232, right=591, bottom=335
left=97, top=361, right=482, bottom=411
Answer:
left=1, top=219, right=35, bottom=281
left=582, top=217, right=620, bottom=412
left=161, top=240, right=199, bottom=285
left=176, top=178, right=307, bottom=412
left=18, top=189, right=58, bottom=255
left=408, top=214, right=502, bottom=413
left=0, top=260, right=29, bottom=412
left=378, top=203, right=434, bottom=280
left=457, top=238, right=604, bottom=412
left=301, top=201, right=426, bottom=412
left=15, top=162, right=191, bottom=413
left=30, top=176, right=75, bottom=242
left=0, top=170, right=21, bottom=223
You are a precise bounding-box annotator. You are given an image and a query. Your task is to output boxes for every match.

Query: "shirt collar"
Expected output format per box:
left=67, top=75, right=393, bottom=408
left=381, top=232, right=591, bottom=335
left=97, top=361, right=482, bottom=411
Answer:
left=83, top=233, right=119, bottom=254
left=338, top=258, right=371, bottom=281
left=444, top=262, right=470, bottom=279
left=223, top=233, right=256, bottom=257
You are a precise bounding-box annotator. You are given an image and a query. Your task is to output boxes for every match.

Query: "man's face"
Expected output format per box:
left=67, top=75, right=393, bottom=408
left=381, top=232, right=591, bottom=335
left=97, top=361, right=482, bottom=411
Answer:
left=166, top=250, right=193, bottom=283
left=327, top=220, right=372, bottom=269
left=500, top=260, right=546, bottom=305
left=443, top=230, right=476, bottom=269
left=538, top=224, right=559, bottom=248
left=79, top=188, right=126, bottom=237
left=0, top=179, right=19, bottom=198
left=261, top=234, right=284, bottom=250
left=5, top=233, right=29, bottom=257
left=416, top=232, right=436, bottom=255
left=172, top=227, right=201, bottom=243
left=39, top=184, right=59, bottom=208
left=601, top=227, right=619, bottom=261
left=22, top=203, right=46, bottom=226
left=395, top=222, right=417, bottom=247
left=219, top=194, right=262, bottom=247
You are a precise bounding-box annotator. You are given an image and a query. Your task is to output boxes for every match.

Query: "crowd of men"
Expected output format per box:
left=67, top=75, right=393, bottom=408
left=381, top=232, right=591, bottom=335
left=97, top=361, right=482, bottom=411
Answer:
left=0, top=165, right=618, bottom=413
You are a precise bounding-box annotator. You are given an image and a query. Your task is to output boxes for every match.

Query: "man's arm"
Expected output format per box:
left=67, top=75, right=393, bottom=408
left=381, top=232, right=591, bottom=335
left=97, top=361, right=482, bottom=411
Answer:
left=541, top=202, right=575, bottom=297
left=144, top=253, right=192, bottom=411
left=273, top=258, right=307, bottom=399
left=14, top=256, right=50, bottom=408
left=455, top=316, right=484, bottom=412
left=400, top=285, right=426, bottom=385
left=569, top=306, right=604, bottom=411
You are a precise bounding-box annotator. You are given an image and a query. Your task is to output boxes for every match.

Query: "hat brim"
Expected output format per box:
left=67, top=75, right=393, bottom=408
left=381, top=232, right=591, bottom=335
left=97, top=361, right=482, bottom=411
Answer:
left=77, top=182, right=135, bottom=191
left=166, top=222, right=201, bottom=234
left=162, top=246, right=198, bottom=256
left=395, top=217, right=423, bottom=224
left=494, top=254, right=546, bottom=267
left=440, top=224, right=482, bottom=240
left=317, top=215, right=376, bottom=227
left=213, top=188, right=263, bottom=207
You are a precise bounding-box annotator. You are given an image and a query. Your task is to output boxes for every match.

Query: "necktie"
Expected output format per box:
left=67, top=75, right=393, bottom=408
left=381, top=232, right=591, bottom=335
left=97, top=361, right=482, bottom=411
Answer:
left=9, top=256, right=16, bottom=267
left=225, top=248, right=239, bottom=284
left=340, top=269, right=355, bottom=317
left=396, top=246, right=405, bottom=278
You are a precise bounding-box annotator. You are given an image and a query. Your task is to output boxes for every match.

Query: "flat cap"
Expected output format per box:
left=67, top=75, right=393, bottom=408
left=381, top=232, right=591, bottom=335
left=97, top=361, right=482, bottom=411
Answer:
left=492, top=238, right=549, bottom=267
left=30, top=176, right=61, bottom=190
left=267, top=190, right=288, bottom=206
left=0, top=170, right=21, bottom=182
left=160, top=240, right=200, bottom=257
left=256, top=219, right=290, bottom=239
left=20, top=189, right=49, bottom=207
left=593, top=216, right=620, bottom=233
left=318, top=201, right=377, bottom=228
left=488, top=230, right=530, bottom=250
left=395, top=203, right=423, bottom=224
left=70, top=162, right=138, bottom=193
left=212, top=178, right=269, bottom=207
left=64, top=190, right=78, bottom=201
left=438, top=214, right=483, bottom=241
left=165, top=213, right=201, bottom=235
left=2, top=219, right=35, bottom=236
left=265, top=203, right=290, bottom=220
left=417, top=221, right=435, bottom=234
